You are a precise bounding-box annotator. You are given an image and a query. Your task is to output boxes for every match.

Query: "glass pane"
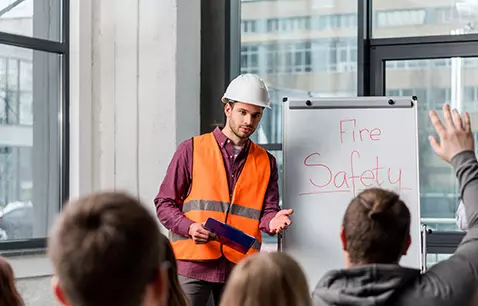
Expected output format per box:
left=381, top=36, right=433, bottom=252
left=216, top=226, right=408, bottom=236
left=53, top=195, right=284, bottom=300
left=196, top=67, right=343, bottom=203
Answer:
left=0, top=44, right=61, bottom=242
left=261, top=150, right=283, bottom=250
left=385, top=57, right=478, bottom=232
left=427, top=253, right=452, bottom=268
left=0, top=0, right=61, bottom=41
left=241, top=0, right=358, bottom=145
left=373, top=1, right=478, bottom=38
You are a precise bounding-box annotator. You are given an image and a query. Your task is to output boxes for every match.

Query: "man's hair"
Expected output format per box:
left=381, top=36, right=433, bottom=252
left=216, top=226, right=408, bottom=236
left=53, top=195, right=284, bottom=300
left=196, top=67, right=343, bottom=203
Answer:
left=224, top=99, right=264, bottom=111
left=0, top=256, right=24, bottom=306
left=48, top=191, right=164, bottom=306
left=159, top=234, right=188, bottom=306
left=343, top=188, right=410, bottom=264
left=224, top=99, right=236, bottom=109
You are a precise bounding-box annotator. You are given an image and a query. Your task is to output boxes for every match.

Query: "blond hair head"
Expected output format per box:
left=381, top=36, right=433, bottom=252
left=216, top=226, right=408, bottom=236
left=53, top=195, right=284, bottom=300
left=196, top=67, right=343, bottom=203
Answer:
left=220, top=252, right=312, bottom=306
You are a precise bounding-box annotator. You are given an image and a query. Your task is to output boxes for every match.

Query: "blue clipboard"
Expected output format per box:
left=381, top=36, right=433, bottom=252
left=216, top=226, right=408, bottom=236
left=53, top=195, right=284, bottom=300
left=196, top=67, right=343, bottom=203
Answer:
left=204, top=217, right=256, bottom=254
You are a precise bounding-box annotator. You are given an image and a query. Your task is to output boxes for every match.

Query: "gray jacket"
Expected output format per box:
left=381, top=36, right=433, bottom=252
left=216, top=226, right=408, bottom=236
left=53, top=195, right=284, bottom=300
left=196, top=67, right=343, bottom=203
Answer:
left=312, top=151, right=478, bottom=306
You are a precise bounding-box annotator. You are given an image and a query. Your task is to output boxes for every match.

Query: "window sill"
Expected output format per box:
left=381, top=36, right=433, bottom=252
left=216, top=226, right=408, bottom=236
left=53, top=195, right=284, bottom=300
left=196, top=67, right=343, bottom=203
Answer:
left=0, top=249, right=52, bottom=279
left=0, top=248, right=46, bottom=258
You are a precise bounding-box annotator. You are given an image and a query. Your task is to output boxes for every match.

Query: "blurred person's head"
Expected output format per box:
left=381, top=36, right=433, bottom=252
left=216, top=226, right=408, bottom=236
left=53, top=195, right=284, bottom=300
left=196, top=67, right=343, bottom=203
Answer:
left=158, top=234, right=188, bottom=306
left=341, top=188, right=411, bottom=267
left=220, top=252, right=312, bottom=306
left=48, top=191, right=168, bottom=306
left=0, top=256, right=24, bottom=306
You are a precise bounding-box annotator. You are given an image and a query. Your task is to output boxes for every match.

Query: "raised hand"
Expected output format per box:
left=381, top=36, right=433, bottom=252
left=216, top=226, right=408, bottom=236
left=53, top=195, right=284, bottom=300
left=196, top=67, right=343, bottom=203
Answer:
left=428, top=104, right=474, bottom=163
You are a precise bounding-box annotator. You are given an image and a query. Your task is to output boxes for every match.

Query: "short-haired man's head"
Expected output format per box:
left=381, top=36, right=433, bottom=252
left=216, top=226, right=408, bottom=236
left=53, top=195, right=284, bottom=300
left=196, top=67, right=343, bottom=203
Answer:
left=48, top=192, right=164, bottom=306
left=342, top=188, right=411, bottom=265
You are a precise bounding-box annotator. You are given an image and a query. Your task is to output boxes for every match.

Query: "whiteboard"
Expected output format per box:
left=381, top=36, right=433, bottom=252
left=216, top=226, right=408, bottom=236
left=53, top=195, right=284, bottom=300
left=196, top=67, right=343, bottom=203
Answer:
left=282, top=97, right=421, bottom=291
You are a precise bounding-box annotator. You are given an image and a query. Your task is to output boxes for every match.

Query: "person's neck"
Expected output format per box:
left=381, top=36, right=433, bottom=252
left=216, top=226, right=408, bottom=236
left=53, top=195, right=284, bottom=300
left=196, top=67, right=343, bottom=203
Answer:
left=221, top=126, right=247, bottom=146
left=344, top=253, right=400, bottom=268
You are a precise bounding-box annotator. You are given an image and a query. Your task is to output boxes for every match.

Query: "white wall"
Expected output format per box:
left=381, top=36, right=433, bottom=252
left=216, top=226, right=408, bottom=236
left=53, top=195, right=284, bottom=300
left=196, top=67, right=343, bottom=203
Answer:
left=14, top=0, right=201, bottom=305
left=71, top=0, right=201, bottom=208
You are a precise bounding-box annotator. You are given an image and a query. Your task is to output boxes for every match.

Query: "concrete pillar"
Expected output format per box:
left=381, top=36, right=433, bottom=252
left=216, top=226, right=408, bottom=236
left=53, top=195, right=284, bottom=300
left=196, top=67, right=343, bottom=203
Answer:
left=70, top=0, right=201, bottom=217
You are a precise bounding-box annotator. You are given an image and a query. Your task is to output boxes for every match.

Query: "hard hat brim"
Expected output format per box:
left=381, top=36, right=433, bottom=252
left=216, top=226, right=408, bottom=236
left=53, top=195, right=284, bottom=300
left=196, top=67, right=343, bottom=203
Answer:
left=221, top=96, right=271, bottom=109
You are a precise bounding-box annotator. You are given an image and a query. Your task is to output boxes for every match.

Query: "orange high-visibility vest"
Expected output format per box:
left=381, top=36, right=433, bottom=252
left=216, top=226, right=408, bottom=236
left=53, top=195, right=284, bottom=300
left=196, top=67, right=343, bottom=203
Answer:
left=170, top=132, right=270, bottom=264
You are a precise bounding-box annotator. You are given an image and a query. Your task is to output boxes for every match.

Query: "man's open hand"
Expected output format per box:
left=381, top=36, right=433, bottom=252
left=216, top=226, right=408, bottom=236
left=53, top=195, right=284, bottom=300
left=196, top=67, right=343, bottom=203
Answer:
left=269, top=209, right=294, bottom=234
left=429, top=104, right=474, bottom=163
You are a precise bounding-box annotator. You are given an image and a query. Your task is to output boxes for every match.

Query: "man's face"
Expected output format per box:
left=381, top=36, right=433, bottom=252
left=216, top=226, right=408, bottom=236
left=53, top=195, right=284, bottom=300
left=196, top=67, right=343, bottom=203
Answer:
left=225, top=102, right=263, bottom=140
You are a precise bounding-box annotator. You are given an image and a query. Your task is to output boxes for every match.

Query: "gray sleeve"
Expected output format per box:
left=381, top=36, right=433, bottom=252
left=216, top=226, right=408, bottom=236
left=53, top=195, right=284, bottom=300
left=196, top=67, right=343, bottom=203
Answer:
left=452, top=151, right=478, bottom=229
left=415, top=151, right=478, bottom=304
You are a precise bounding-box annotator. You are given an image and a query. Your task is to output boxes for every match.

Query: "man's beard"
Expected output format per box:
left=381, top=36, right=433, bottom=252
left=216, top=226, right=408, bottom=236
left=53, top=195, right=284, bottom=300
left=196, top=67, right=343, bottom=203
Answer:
left=230, top=121, right=253, bottom=139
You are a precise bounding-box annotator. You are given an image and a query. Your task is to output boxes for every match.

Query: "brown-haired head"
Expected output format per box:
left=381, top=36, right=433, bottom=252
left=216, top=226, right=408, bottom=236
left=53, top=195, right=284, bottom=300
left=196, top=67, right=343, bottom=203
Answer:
left=341, top=188, right=411, bottom=266
left=48, top=191, right=167, bottom=306
left=0, top=257, right=24, bottom=306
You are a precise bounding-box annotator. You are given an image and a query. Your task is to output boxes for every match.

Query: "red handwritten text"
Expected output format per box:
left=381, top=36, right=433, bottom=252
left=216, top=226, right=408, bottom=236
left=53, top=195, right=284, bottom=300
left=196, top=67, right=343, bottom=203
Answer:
left=340, top=119, right=382, bottom=144
left=301, top=150, right=411, bottom=197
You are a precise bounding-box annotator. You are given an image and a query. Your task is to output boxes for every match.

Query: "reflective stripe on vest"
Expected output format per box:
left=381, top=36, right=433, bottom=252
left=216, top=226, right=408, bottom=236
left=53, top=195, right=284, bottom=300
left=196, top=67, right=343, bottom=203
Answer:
left=170, top=231, right=262, bottom=251
left=170, top=132, right=270, bottom=264
left=181, top=200, right=262, bottom=221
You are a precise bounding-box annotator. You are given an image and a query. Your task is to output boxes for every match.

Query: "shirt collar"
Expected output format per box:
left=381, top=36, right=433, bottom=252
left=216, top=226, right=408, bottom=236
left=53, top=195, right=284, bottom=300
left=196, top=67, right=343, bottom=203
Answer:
left=212, top=126, right=251, bottom=149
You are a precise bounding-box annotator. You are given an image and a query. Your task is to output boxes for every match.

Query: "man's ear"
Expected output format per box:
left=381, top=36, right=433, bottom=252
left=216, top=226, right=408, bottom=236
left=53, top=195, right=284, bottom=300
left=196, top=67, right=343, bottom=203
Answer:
left=222, top=99, right=233, bottom=117
left=402, top=235, right=411, bottom=255
left=51, top=275, right=69, bottom=306
left=340, top=227, right=347, bottom=251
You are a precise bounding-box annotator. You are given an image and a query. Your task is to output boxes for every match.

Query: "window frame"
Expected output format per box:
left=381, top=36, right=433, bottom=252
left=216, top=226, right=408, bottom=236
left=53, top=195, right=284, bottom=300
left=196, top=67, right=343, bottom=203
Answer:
left=0, top=0, right=69, bottom=252
left=221, top=0, right=478, bottom=255
left=367, top=34, right=478, bottom=254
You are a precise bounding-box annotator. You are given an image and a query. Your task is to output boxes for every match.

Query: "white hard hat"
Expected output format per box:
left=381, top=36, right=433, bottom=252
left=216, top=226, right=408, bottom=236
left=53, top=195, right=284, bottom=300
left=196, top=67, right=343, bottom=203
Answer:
left=222, top=73, right=271, bottom=109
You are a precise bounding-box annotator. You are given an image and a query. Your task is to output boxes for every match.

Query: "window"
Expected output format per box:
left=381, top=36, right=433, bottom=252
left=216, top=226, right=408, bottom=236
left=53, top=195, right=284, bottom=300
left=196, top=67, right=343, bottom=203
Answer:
left=0, top=0, right=61, bottom=41
left=0, top=0, right=67, bottom=250
left=384, top=58, right=478, bottom=234
left=373, top=2, right=478, bottom=38
left=240, top=0, right=358, bottom=249
left=427, top=253, right=452, bottom=268
left=241, top=20, right=257, bottom=33
left=241, top=45, right=259, bottom=74
left=264, top=41, right=312, bottom=74
left=234, top=0, right=478, bottom=266
left=376, top=9, right=427, bottom=28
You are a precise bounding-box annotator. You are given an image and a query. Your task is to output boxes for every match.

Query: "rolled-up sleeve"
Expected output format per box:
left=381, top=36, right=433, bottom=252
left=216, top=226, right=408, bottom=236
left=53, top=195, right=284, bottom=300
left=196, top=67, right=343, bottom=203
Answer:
left=259, top=152, right=281, bottom=235
left=154, top=140, right=194, bottom=237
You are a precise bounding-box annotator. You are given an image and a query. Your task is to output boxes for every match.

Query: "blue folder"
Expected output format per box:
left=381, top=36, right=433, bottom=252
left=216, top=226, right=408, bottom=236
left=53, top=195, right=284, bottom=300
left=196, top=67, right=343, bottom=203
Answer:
left=204, top=217, right=256, bottom=254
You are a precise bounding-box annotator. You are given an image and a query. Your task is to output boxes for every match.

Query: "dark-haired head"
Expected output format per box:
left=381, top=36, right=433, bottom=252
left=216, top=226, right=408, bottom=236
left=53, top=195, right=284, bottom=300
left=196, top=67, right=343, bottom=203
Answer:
left=0, top=257, right=24, bottom=306
left=158, top=234, right=189, bottom=306
left=48, top=191, right=168, bottom=306
left=341, top=188, right=411, bottom=266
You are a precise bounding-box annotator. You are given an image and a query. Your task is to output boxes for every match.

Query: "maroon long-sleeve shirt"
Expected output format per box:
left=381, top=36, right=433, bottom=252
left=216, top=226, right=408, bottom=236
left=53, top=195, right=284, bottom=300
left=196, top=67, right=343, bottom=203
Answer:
left=154, top=127, right=280, bottom=283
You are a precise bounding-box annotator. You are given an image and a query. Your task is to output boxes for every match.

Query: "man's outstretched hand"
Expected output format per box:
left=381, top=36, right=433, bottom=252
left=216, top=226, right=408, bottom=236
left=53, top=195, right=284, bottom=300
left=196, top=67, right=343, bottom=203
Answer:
left=429, top=104, right=474, bottom=163
left=269, top=209, right=294, bottom=234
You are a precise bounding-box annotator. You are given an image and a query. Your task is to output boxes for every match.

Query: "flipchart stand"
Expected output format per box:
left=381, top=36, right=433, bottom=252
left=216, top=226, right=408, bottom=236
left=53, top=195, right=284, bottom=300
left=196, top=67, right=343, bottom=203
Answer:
left=420, top=224, right=432, bottom=272
left=278, top=232, right=282, bottom=252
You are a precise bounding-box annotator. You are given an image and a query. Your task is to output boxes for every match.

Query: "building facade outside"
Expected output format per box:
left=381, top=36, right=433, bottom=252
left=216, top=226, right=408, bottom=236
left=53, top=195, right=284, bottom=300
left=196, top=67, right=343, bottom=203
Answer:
left=241, top=0, right=478, bottom=264
left=0, top=0, right=62, bottom=242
